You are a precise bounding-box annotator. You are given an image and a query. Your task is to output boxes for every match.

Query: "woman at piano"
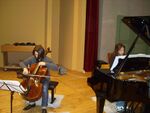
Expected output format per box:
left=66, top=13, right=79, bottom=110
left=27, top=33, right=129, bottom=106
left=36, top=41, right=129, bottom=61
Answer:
left=109, top=43, right=126, bottom=112
left=109, top=43, right=125, bottom=66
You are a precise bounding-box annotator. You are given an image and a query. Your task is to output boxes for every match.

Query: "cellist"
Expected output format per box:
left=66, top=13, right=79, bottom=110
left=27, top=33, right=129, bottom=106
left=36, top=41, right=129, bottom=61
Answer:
left=19, top=45, right=59, bottom=113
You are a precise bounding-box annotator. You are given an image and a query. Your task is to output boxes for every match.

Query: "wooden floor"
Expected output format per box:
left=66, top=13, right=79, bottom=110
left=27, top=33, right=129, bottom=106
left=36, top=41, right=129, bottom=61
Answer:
left=0, top=70, right=96, bottom=113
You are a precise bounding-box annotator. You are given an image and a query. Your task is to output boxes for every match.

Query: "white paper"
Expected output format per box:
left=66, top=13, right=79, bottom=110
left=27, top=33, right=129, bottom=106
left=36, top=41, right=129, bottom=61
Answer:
left=110, top=54, right=150, bottom=72
left=0, top=80, right=25, bottom=93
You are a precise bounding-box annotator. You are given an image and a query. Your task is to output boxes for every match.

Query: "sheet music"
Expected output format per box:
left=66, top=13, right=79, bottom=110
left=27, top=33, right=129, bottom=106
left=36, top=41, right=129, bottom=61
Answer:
left=0, top=80, right=25, bottom=93
left=110, top=54, right=150, bottom=72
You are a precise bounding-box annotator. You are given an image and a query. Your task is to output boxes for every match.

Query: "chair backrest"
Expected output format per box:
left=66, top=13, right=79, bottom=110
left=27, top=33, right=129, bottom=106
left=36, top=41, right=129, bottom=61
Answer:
left=107, top=52, right=113, bottom=64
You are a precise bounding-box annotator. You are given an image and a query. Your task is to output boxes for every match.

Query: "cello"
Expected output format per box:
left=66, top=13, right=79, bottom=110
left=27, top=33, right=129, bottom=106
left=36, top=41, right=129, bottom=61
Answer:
left=20, top=47, right=51, bottom=101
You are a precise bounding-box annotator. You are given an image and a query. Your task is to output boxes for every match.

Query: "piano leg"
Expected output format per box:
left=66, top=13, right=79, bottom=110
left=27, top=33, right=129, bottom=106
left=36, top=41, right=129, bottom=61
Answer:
left=96, top=96, right=105, bottom=113
left=143, top=103, right=150, bottom=113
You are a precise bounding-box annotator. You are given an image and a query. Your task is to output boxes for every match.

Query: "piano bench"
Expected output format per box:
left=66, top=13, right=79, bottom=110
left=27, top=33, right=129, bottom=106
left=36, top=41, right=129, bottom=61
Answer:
left=48, top=81, right=59, bottom=104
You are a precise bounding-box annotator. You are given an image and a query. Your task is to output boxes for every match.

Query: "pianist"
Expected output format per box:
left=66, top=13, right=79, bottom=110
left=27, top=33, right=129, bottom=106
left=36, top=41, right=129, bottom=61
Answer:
left=109, top=43, right=126, bottom=112
left=109, top=43, right=125, bottom=67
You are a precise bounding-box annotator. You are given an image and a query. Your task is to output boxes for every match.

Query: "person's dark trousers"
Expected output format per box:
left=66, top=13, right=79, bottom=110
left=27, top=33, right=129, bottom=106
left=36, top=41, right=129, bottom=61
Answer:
left=41, top=77, right=50, bottom=108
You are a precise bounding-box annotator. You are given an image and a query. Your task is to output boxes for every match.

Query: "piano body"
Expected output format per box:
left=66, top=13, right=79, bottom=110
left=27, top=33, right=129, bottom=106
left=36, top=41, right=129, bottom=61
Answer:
left=87, top=16, right=150, bottom=113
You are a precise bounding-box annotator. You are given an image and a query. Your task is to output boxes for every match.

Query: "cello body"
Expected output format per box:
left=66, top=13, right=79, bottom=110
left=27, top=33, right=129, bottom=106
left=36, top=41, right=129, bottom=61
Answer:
left=21, top=64, right=49, bottom=101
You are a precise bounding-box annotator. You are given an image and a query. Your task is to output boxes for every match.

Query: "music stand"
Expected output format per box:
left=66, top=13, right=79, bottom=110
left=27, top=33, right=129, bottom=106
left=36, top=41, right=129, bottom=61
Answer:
left=0, top=80, right=25, bottom=113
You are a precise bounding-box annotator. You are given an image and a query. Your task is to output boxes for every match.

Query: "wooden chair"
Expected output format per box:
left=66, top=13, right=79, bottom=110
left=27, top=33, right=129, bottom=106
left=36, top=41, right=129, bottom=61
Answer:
left=107, top=52, right=113, bottom=64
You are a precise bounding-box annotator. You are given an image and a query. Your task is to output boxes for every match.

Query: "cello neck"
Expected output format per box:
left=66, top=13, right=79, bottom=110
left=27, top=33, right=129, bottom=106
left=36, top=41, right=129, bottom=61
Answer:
left=45, top=47, right=51, bottom=56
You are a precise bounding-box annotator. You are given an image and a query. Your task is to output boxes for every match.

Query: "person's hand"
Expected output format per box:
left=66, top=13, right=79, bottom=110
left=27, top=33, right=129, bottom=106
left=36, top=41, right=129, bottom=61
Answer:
left=23, top=68, right=29, bottom=75
left=30, top=77, right=34, bottom=81
left=38, top=62, right=46, bottom=66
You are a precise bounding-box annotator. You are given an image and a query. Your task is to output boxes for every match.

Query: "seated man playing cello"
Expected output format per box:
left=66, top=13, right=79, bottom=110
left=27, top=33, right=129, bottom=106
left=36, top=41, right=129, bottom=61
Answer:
left=19, top=45, right=60, bottom=113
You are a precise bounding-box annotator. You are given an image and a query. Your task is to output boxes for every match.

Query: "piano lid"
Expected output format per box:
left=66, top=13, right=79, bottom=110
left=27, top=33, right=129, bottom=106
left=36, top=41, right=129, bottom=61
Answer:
left=122, top=16, right=150, bottom=46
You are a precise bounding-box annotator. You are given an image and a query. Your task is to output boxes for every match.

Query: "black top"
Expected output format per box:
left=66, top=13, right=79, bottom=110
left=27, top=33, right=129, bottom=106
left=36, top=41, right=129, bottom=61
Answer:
left=122, top=16, right=150, bottom=46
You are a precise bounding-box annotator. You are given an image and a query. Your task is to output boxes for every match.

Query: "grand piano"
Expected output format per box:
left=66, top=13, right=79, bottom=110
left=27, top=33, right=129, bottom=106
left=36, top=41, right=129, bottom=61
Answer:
left=87, top=16, right=150, bottom=113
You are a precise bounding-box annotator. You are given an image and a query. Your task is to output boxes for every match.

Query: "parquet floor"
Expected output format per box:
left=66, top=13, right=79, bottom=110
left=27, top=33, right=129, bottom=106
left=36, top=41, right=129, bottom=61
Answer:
left=0, top=70, right=96, bottom=113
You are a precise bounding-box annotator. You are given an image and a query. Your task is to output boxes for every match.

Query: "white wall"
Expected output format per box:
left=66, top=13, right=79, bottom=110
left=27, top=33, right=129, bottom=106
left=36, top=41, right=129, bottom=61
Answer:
left=0, top=0, right=46, bottom=66
left=51, top=0, right=60, bottom=63
left=98, top=0, right=150, bottom=62
left=59, top=0, right=86, bottom=71
left=59, top=0, right=74, bottom=68
left=0, top=0, right=86, bottom=72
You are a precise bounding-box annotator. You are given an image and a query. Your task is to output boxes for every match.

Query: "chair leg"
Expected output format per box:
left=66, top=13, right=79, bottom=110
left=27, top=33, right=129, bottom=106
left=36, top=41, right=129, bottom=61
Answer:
left=51, top=89, right=56, bottom=104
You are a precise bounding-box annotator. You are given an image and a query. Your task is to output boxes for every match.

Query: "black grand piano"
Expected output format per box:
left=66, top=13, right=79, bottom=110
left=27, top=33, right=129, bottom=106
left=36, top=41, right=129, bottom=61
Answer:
left=87, top=16, right=150, bottom=113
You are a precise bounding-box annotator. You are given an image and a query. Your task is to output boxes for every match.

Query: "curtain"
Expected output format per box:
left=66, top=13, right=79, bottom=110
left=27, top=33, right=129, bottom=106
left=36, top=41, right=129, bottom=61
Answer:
left=84, top=0, right=99, bottom=72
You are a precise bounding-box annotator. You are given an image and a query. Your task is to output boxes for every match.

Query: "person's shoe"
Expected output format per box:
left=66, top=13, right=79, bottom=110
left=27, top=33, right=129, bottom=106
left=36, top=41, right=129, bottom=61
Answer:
left=42, top=109, right=47, bottom=113
left=23, top=103, right=36, bottom=110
